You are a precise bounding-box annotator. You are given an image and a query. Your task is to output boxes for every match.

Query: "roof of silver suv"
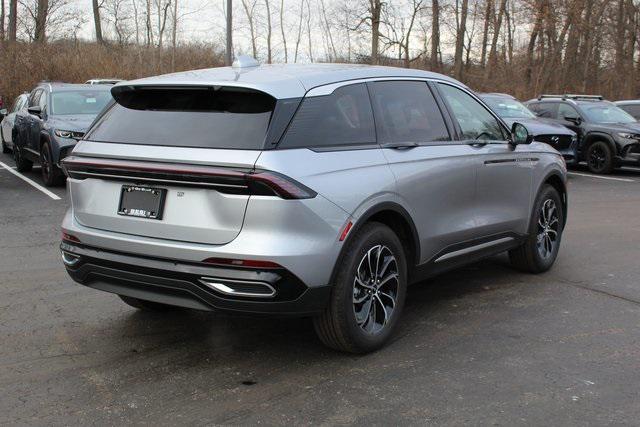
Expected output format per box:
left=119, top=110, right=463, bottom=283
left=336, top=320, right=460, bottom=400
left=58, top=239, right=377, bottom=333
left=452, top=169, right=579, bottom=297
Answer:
left=114, top=63, right=462, bottom=99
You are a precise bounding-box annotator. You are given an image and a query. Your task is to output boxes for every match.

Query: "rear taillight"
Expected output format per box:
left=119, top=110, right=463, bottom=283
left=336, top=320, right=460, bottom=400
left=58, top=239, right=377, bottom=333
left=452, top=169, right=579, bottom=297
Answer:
left=62, top=156, right=316, bottom=200
left=61, top=231, right=81, bottom=243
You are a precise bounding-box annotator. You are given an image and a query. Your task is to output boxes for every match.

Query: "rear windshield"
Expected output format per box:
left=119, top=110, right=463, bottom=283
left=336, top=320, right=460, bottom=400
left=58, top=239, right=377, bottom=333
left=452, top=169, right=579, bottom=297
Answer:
left=51, top=90, right=112, bottom=115
left=87, top=86, right=276, bottom=149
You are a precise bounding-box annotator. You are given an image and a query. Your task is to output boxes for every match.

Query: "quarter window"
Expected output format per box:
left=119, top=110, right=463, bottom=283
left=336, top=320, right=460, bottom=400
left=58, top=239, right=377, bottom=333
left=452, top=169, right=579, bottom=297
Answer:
left=279, top=83, right=376, bottom=148
left=438, top=83, right=507, bottom=141
left=370, top=81, right=450, bottom=143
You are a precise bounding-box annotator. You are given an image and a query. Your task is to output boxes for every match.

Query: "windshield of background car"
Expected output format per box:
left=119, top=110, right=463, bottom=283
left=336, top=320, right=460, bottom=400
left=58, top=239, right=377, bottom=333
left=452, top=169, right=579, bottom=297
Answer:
left=581, top=103, right=637, bottom=124
left=88, top=86, right=277, bottom=149
left=483, top=97, right=536, bottom=119
left=50, top=90, right=112, bottom=115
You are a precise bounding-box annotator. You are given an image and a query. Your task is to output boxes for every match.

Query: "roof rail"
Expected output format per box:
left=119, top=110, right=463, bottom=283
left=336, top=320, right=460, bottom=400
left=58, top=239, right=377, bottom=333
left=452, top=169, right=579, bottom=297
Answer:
left=537, top=94, right=603, bottom=101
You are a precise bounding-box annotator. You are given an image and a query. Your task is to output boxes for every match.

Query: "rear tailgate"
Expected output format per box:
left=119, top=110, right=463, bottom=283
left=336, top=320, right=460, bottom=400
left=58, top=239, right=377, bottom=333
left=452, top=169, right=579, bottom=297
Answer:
left=68, top=141, right=261, bottom=245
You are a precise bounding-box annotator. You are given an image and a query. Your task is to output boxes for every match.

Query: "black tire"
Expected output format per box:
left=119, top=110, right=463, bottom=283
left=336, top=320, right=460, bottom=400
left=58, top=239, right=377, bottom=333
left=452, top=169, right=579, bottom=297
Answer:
left=586, top=140, right=614, bottom=174
left=40, top=141, right=65, bottom=187
left=509, top=185, right=564, bottom=273
left=1, top=132, right=9, bottom=154
left=119, top=295, right=179, bottom=311
left=13, top=141, right=33, bottom=173
left=313, top=222, right=407, bottom=353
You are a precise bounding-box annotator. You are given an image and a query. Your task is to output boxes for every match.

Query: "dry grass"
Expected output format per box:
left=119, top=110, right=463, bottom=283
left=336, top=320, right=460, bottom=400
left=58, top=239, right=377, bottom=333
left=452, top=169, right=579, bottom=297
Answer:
left=0, top=40, right=225, bottom=103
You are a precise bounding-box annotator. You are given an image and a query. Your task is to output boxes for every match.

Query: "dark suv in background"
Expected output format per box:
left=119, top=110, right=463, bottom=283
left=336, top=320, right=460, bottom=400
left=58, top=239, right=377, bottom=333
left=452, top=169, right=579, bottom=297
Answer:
left=480, top=93, right=577, bottom=164
left=526, top=95, right=640, bottom=174
left=13, top=83, right=112, bottom=186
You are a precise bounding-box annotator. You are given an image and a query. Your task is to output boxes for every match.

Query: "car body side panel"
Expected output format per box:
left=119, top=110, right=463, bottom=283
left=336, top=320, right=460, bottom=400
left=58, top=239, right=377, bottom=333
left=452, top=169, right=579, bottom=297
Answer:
left=381, top=144, right=479, bottom=264
left=254, top=147, right=396, bottom=218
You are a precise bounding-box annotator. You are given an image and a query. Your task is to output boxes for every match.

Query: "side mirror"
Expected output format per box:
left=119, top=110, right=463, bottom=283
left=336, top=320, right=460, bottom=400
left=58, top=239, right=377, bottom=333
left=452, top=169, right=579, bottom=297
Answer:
left=28, top=106, right=42, bottom=117
left=564, top=115, right=581, bottom=125
left=511, top=122, right=534, bottom=145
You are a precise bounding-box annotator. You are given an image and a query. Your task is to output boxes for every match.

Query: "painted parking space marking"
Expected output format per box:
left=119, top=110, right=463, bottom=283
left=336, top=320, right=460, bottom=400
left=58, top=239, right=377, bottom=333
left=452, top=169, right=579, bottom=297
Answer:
left=0, top=160, right=62, bottom=200
left=568, top=172, right=635, bottom=183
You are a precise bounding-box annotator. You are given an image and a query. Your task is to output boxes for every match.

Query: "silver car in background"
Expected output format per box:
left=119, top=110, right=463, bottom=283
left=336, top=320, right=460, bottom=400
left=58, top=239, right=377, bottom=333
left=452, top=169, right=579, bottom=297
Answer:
left=60, top=62, right=568, bottom=353
left=1, top=93, right=29, bottom=153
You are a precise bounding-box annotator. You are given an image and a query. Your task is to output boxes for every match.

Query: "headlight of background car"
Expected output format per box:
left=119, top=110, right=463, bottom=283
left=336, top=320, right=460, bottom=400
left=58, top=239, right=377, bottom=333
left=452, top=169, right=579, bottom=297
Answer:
left=54, top=129, right=85, bottom=139
left=617, top=132, right=640, bottom=140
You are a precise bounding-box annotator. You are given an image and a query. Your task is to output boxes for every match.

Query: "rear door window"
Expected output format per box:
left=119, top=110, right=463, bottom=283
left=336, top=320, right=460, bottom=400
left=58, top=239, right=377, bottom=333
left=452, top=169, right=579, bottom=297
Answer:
left=369, top=81, right=450, bottom=143
left=279, top=83, right=376, bottom=149
left=87, top=86, right=277, bottom=150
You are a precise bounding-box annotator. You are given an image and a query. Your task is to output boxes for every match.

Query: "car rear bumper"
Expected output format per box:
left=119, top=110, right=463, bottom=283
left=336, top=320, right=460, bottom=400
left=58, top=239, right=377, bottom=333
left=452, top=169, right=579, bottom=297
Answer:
left=61, top=241, right=331, bottom=316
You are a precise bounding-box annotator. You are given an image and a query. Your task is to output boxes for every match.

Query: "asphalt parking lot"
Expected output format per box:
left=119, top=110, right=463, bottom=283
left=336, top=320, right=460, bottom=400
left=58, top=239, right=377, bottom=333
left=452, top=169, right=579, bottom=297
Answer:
left=1, top=156, right=640, bottom=426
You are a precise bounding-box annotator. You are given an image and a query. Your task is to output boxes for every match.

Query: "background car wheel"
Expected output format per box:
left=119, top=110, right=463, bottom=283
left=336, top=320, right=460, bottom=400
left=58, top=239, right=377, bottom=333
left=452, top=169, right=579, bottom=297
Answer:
left=13, top=144, right=33, bottom=173
left=509, top=184, right=564, bottom=273
left=1, top=133, right=9, bottom=154
left=313, top=222, right=407, bottom=353
left=40, top=141, right=65, bottom=187
left=119, top=295, right=180, bottom=311
left=586, top=141, right=614, bottom=174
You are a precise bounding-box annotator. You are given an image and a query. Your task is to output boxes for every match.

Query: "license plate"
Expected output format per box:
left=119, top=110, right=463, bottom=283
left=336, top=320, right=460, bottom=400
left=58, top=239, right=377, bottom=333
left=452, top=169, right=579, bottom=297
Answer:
left=118, top=185, right=167, bottom=220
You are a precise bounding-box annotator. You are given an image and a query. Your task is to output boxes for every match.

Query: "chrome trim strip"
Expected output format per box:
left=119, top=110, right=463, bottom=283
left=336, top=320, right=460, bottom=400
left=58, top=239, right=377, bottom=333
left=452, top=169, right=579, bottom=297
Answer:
left=70, top=170, right=248, bottom=189
left=434, top=237, right=515, bottom=263
left=61, top=251, right=81, bottom=266
left=199, top=277, right=277, bottom=298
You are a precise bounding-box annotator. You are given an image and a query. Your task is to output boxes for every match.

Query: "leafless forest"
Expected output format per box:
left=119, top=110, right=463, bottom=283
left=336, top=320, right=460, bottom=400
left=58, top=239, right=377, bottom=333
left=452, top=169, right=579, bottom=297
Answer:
left=0, top=0, right=639, bottom=103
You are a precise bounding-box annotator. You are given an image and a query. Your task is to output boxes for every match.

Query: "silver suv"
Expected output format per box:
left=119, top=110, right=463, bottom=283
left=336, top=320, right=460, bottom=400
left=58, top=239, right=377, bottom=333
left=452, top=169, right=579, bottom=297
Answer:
left=60, top=63, right=567, bottom=353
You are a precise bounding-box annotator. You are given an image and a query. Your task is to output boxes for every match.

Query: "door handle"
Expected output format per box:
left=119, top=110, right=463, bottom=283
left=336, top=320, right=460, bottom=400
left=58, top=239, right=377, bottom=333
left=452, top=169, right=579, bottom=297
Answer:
left=381, top=142, right=419, bottom=150
left=469, top=142, right=487, bottom=148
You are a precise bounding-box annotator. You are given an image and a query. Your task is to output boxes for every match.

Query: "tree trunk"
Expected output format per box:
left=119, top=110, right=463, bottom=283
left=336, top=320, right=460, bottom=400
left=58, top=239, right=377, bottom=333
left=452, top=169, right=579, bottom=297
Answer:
left=430, top=0, right=440, bottom=70
left=370, top=0, right=381, bottom=64
left=280, top=0, right=287, bottom=62
left=241, top=0, right=258, bottom=58
left=7, top=0, right=16, bottom=41
left=34, top=0, right=48, bottom=42
left=171, top=0, right=178, bottom=71
left=479, top=0, right=492, bottom=67
left=485, top=0, right=506, bottom=79
left=0, top=0, right=5, bottom=41
left=294, top=0, right=304, bottom=62
left=92, top=0, right=103, bottom=44
left=525, top=0, right=543, bottom=87
left=265, top=0, right=272, bottom=63
left=454, top=0, right=469, bottom=80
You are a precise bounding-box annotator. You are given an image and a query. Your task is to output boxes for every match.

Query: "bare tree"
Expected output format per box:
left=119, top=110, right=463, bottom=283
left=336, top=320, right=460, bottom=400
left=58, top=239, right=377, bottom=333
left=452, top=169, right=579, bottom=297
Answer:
left=241, top=0, right=258, bottom=58
left=293, top=0, right=304, bottom=62
left=92, top=0, right=103, bottom=43
left=279, top=0, right=287, bottom=62
left=1, top=0, right=5, bottom=40
left=370, top=0, right=381, bottom=64
left=264, top=0, right=272, bottom=62
left=453, top=0, right=469, bottom=79
left=34, top=0, right=48, bottom=42
left=430, top=0, right=440, bottom=70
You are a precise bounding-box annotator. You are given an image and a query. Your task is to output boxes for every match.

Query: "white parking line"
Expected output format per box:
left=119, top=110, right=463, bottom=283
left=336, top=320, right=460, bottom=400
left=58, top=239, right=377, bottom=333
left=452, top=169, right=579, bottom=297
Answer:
left=0, top=160, right=62, bottom=200
left=568, top=171, right=635, bottom=183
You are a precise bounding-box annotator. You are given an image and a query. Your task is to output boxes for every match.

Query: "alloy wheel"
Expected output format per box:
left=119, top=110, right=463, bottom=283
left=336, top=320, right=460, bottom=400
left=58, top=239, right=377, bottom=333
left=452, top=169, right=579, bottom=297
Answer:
left=537, top=199, right=560, bottom=259
left=352, top=245, right=399, bottom=334
left=589, top=145, right=606, bottom=171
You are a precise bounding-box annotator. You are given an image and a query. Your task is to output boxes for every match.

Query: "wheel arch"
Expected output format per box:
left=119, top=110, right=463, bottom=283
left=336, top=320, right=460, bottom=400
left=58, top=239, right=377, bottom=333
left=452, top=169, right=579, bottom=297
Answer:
left=329, top=202, right=421, bottom=285
left=534, top=170, right=568, bottom=229
left=582, top=132, right=617, bottom=158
